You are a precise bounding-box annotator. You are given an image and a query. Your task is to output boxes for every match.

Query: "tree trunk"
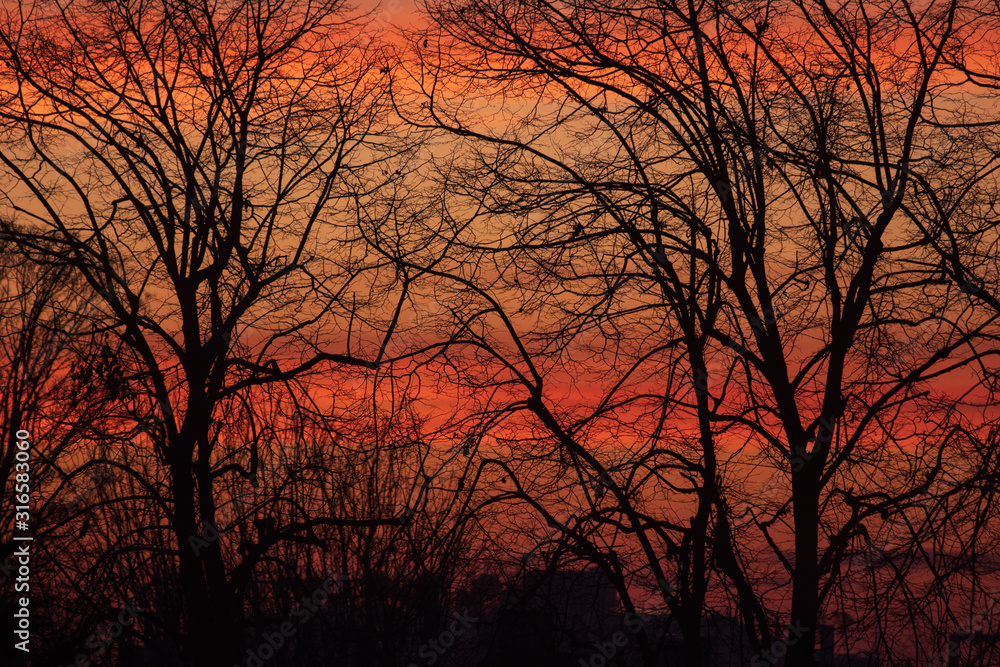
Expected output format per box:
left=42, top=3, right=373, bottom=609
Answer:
left=787, top=473, right=820, bottom=667
left=173, top=439, right=240, bottom=667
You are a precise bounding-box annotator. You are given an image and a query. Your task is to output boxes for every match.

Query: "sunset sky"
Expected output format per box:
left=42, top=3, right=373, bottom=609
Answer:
left=4, top=1, right=1000, bottom=666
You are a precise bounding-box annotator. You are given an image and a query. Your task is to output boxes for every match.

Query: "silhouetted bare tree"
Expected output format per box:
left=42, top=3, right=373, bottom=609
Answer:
left=0, top=223, right=110, bottom=666
left=382, top=0, right=1000, bottom=664
left=0, top=0, right=423, bottom=663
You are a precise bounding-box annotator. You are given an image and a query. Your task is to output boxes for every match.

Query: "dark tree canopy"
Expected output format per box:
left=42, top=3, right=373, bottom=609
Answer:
left=2, top=0, right=1000, bottom=666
